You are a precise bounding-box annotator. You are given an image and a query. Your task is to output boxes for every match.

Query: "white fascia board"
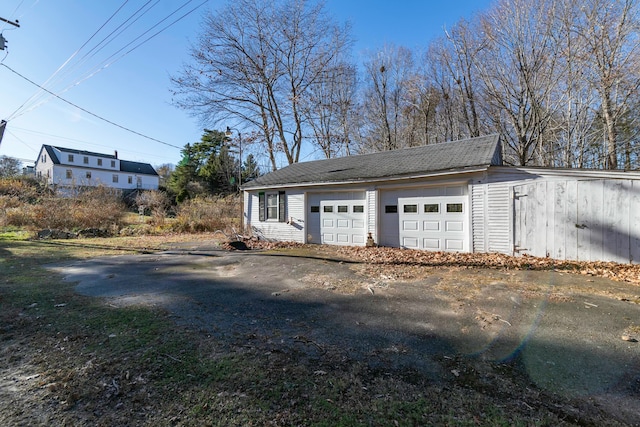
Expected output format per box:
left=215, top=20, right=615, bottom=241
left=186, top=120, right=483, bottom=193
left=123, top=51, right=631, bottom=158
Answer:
left=242, top=166, right=490, bottom=191
left=494, top=166, right=640, bottom=180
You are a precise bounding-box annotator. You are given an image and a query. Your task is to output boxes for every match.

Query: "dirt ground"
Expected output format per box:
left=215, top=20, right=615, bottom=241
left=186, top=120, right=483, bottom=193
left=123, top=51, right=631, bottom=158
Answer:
left=50, top=243, right=640, bottom=425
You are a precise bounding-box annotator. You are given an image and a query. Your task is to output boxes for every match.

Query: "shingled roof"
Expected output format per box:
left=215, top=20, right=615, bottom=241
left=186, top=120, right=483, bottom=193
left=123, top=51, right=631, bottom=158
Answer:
left=42, top=145, right=158, bottom=176
left=244, top=134, right=502, bottom=188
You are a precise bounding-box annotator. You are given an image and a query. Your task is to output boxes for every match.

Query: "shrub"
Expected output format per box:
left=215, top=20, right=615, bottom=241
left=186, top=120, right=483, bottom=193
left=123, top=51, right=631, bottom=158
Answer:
left=29, top=186, right=127, bottom=231
left=135, top=190, right=170, bottom=226
left=173, top=195, right=241, bottom=233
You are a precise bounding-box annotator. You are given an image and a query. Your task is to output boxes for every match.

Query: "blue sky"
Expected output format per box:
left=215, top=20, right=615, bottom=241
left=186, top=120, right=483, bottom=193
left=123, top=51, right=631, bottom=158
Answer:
left=0, top=0, right=491, bottom=169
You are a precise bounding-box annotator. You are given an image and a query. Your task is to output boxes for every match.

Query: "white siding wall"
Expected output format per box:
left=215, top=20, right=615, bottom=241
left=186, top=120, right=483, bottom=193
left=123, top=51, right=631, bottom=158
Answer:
left=366, top=188, right=377, bottom=239
left=471, top=183, right=486, bottom=253
left=247, top=189, right=306, bottom=243
left=50, top=165, right=158, bottom=190
left=470, top=168, right=548, bottom=255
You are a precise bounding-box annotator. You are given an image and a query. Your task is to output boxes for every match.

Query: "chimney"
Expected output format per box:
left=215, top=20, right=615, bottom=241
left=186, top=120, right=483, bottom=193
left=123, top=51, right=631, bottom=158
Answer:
left=114, top=150, right=118, bottom=159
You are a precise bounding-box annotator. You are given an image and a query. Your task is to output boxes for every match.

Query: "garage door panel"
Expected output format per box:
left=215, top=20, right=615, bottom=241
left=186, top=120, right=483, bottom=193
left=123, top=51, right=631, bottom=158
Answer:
left=445, top=239, right=464, bottom=250
left=423, top=238, right=440, bottom=249
left=403, top=220, right=419, bottom=231
left=403, top=237, right=419, bottom=248
left=399, top=195, right=468, bottom=252
left=445, top=221, right=464, bottom=232
left=423, top=221, right=440, bottom=231
left=320, top=200, right=366, bottom=246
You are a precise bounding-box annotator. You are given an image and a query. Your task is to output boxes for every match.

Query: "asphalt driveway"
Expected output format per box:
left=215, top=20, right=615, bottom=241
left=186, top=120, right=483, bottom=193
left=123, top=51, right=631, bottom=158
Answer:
left=50, top=245, right=640, bottom=424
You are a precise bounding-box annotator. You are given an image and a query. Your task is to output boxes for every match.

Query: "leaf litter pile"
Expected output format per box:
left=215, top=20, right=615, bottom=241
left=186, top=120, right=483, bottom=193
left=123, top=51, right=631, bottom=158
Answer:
left=239, top=239, right=640, bottom=286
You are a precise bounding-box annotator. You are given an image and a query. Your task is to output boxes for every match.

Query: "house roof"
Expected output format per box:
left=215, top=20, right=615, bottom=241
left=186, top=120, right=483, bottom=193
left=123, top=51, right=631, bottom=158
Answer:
left=40, top=145, right=158, bottom=176
left=244, top=134, right=502, bottom=188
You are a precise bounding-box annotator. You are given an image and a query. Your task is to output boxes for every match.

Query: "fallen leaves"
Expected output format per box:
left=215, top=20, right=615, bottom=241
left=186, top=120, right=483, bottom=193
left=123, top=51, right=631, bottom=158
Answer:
left=227, top=238, right=640, bottom=287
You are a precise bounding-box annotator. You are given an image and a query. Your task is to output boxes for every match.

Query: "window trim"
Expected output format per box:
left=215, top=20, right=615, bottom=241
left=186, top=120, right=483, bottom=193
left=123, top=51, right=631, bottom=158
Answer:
left=258, top=191, right=286, bottom=222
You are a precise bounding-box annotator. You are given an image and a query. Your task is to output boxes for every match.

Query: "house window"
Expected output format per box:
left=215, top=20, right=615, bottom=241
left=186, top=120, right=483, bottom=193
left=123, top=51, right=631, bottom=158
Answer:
left=128, top=176, right=133, bottom=184
left=68, top=154, right=74, bottom=162
left=111, top=160, right=116, bottom=168
left=112, top=175, right=119, bottom=183
left=353, top=205, right=364, bottom=213
left=337, top=205, right=348, bottom=213
left=424, top=204, right=439, bottom=213
left=323, top=205, right=333, bottom=213
left=385, top=205, right=398, bottom=214
left=97, top=158, right=102, bottom=166
left=83, top=156, right=89, bottom=164
left=41, top=154, right=47, bottom=162
left=447, top=203, right=463, bottom=213
left=66, top=169, right=72, bottom=179
left=258, top=191, right=286, bottom=222
left=403, top=204, right=418, bottom=213
left=86, top=172, right=91, bottom=179
left=310, top=206, right=320, bottom=213
left=266, top=194, right=278, bottom=219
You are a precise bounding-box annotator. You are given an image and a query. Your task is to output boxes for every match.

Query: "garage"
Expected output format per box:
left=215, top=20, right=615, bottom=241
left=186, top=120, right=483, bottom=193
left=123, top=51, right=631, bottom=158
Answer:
left=378, top=185, right=468, bottom=249
left=320, top=200, right=366, bottom=245
left=398, top=195, right=469, bottom=251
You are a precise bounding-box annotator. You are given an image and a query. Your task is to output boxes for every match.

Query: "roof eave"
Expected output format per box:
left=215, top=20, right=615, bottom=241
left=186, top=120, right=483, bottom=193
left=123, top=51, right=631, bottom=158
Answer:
left=241, top=165, right=491, bottom=191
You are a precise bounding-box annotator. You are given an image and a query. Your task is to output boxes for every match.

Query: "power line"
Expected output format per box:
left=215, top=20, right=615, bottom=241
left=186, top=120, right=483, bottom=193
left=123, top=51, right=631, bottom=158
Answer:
left=1, top=63, right=183, bottom=150
left=9, top=125, right=179, bottom=162
left=5, top=1, right=131, bottom=121
left=8, top=0, right=207, bottom=121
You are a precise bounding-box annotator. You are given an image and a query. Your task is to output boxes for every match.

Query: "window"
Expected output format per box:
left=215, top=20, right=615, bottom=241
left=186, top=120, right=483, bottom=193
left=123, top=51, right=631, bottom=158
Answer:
left=128, top=176, right=133, bottom=184
left=323, top=205, right=333, bottom=213
left=338, top=205, right=348, bottom=213
left=353, top=205, right=364, bottom=213
left=111, top=160, right=116, bottom=168
left=66, top=169, right=72, bottom=179
left=41, top=154, right=47, bottom=163
left=447, top=203, right=463, bottom=213
left=385, top=205, right=398, bottom=214
left=112, top=174, right=119, bottom=183
left=83, top=156, right=89, bottom=164
left=97, top=158, right=102, bottom=166
left=86, top=172, right=91, bottom=179
left=258, top=191, right=286, bottom=222
left=266, top=194, right=278, bottom=219
left=68, top=154, right=74, bottom=162
left=310, top=206, right=320, bottom=213
left=424, top=204, right=439, bottom=213
left=403, top=204, right=418, bottom=213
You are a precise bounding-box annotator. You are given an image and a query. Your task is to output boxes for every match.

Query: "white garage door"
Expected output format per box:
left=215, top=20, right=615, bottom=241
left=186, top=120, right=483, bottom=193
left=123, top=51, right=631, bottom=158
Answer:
left=320, top=200, right=366, bottom=245
left=398, top=196, right=468, bottom=251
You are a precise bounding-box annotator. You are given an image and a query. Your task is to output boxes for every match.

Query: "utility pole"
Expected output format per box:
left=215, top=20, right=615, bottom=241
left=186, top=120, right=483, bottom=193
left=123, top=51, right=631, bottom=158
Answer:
left=0, top=17, right=20, bottom=27
left=0, top=16, right=20, bottom=51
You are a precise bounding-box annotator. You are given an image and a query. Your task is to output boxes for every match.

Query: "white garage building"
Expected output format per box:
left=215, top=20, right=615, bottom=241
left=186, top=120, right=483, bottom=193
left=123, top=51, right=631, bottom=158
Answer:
left=242, top=135, right=640, bottom=264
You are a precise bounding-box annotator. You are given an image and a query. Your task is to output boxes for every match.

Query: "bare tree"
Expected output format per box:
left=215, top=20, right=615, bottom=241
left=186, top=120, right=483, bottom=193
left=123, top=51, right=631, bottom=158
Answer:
left=476, top=0, right=562, bottom=166
left=301, top=61, right=358, bottom=158
left=360, top=45, right=415, bottom=152
left=171, top=0, right=352, bottom=170
left=575, top=0, right=640, bottom=169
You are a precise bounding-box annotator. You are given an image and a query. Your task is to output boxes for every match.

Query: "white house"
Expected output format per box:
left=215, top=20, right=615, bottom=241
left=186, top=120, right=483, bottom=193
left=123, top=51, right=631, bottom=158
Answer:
left=242, top=134, right=640, bottom=264
left=34, top=145, right=159, bottom=191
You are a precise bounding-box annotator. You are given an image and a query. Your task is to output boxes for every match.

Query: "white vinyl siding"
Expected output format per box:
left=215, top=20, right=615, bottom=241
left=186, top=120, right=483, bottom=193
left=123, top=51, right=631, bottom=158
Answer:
left=247, top=190, right=305, bottom=243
